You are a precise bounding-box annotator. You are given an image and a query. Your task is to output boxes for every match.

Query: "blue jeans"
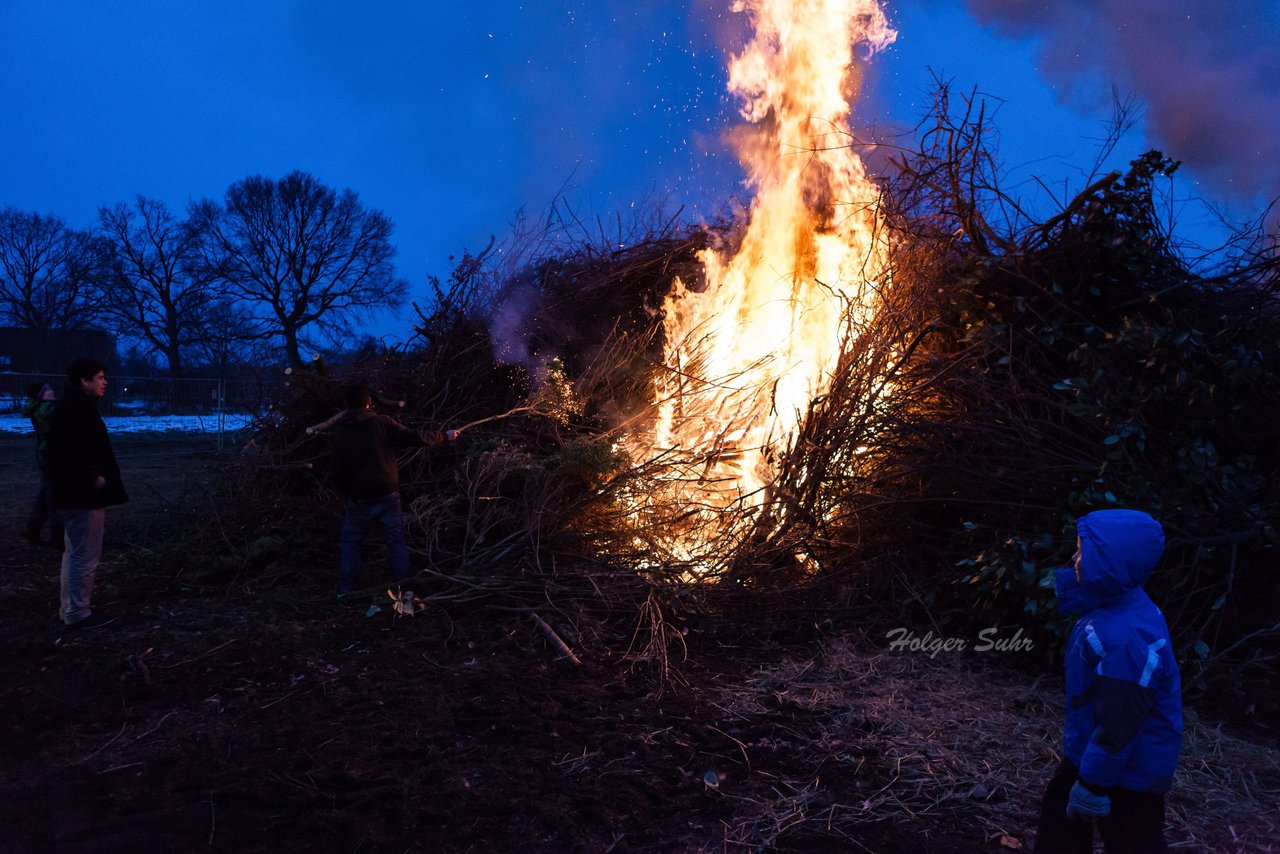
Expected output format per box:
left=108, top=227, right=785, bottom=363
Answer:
left=339, top=493, right=410, bottom=593
left=61, top=508, right=105, bottom=624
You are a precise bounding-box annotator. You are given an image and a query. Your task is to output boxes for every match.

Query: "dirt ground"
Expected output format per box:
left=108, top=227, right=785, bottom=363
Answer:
left=1, top=433, right=1276, bottom=853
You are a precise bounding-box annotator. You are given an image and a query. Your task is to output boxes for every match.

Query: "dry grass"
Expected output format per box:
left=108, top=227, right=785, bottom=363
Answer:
left=704, top=638, right=1280, bottom=851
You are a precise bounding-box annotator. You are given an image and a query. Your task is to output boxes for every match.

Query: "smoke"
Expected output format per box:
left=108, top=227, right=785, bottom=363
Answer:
left=965, top=0, right=1280, bottom=205
left=488, top=274, right=550, bottom=383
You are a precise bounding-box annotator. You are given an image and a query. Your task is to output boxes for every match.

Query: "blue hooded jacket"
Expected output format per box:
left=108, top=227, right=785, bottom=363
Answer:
left=1055, top=509, right=1182, bottom=793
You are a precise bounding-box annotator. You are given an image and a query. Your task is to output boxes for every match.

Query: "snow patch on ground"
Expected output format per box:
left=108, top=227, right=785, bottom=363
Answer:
left=0, top=413, right=256, bottom=434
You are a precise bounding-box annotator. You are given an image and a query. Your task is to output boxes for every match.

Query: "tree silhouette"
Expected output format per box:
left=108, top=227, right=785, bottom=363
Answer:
left=191, top=172, right=407, bottom=368
left=99, top=197, right=226, bottom=376
left=0, top=207, right=108, bottom=331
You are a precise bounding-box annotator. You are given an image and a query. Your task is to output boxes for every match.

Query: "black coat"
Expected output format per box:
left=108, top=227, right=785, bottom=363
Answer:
left=48, top=388, right=128, bottom=510
left=331, top=411, right=442, bottom=501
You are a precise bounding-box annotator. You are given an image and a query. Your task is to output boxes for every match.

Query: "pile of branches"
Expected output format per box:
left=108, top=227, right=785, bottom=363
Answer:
left=206, top=90, right=1279, bottom=693
left=751, top=85, right=1280, bottom=691
left=212, top=218, right=711, bottom=669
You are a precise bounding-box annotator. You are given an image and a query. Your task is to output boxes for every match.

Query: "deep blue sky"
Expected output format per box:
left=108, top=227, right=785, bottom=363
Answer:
left=2, top=1, right=1274, bottom=343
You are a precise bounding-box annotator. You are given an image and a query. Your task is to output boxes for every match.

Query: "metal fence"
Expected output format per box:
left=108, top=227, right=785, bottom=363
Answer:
left=2, top=372, right=279, bottom=446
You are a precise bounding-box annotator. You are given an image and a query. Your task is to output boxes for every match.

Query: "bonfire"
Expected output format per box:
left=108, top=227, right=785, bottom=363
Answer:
left=628, top=0, right=896, bottom=570
left=235, top=0, right=1279, bottom=741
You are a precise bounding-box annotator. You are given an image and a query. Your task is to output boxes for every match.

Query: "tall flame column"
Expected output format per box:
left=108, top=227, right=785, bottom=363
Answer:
left=637, top=0, right=896, bottom=564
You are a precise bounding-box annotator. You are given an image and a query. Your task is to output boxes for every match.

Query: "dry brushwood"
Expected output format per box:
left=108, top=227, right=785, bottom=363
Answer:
left=210, top=225, right=714, bottom=682
left=206, top=81, right=1280, bottom=698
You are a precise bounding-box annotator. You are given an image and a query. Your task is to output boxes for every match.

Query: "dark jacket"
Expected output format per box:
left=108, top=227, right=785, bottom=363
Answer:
left=1055, top=509, right=1182, bottom=793
left=47, top=385, right=129, bottom=510
left=331, top=410, right=443, bottom=501
left=22, top=397, right=55, bottom=471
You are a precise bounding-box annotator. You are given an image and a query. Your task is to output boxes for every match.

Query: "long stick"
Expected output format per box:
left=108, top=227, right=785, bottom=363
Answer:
left=311, top=400, right=530, bottom=437
left=454, top=405, right=537, bottom=434
left=307, top=396, right=403, bottom=434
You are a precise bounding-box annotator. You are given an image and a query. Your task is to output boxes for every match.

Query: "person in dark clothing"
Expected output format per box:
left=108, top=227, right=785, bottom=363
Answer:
left=47, top=358, right=129, bottom=627
left=1035, top=509, right=1181, bottom=854
left=22, top=381, right=64, bottom=548
left=330, top=383, right=456, bottom=594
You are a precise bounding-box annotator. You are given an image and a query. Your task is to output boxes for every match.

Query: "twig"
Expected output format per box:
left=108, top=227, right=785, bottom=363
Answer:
left=454, top=405, right=538, bottom=434
left=253, top=460, right=316, bottom=471
left=75, top=722, right=128, bottom=765
left=306, top=409, right=350, bottom=434
left=1024, top=170, right=1121, bottom=247
left=260, top=688, right=303, bottom=711
left=525, top=610, right=582, bottom=665
left=1196, top=621, right=1280, bottom=680
left=98, top=762, right=144, bottom=775
left=708, top=724, right=753, bottom=773
left=130, top=710, right=177, bottom=744
left=157, top=638, right=238, bottom=670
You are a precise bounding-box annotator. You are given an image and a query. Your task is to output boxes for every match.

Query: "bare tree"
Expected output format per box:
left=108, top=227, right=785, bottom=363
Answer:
left=0, top=207, right=108, bottom=330
left=98, top=197, right=227, bottom=377
left=197, top=298, right=266, bottom=376
left=191, top=171, right=407, bottom=368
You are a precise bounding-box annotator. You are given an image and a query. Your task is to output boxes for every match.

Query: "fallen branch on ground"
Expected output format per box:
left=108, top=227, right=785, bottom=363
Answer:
left=526, top=610, right=582, bottom=666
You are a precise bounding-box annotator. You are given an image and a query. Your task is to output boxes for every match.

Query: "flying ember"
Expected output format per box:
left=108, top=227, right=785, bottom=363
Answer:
left=632, top=0, right=896, bottom=565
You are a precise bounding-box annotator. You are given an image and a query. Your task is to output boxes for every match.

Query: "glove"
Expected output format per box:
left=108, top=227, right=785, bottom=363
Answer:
left=1065, top=781, right=1111, bottom=821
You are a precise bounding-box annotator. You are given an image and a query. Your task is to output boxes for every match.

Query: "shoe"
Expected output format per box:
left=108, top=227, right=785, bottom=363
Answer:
left=65, top=613, right=118, bottom=631
left=21, top=530, right=41, bottom=546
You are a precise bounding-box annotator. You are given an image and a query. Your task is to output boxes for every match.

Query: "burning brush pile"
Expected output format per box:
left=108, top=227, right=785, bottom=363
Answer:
left=221, top=0, right=1279, bottom=693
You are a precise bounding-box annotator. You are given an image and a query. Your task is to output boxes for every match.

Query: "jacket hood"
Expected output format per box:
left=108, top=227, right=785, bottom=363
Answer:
left=1056, top=509, right=1165, bottom=612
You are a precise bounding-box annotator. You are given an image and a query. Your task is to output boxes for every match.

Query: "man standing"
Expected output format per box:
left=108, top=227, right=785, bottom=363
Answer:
left=21, top=382, right=63, bottom=548
left=47, top=358, right=128, bottom=628
left=331, top=383, right=456, bottom=595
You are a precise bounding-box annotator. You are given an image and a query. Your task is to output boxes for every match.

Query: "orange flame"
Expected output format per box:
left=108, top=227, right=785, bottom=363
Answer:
left=635, top=0, right=896, bottom=563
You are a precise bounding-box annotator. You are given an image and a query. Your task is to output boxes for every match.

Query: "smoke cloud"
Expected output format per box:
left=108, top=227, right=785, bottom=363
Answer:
left=488, top=275, right=549, bottom=383
left=965, top=0, right=1280, bottom=205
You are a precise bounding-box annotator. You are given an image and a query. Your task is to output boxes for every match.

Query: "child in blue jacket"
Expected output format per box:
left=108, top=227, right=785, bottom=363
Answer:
left=1035, top=509, right=1182, bottom=853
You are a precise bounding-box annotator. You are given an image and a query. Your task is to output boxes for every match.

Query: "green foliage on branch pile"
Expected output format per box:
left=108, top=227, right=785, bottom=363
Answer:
left=894, top=151, right=1279, bottom=663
